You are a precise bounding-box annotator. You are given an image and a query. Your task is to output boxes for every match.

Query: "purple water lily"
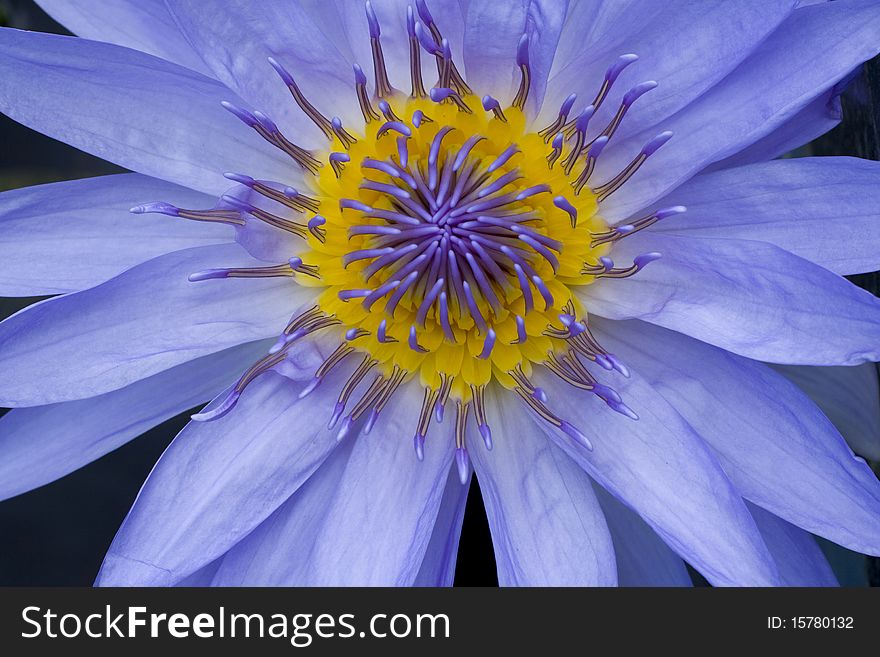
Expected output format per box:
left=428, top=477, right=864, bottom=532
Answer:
left=1, top=0, right=880, bottom=587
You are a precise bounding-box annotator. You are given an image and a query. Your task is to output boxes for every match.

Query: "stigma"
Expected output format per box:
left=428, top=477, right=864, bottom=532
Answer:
left=134, top=1, right=680, bottom=482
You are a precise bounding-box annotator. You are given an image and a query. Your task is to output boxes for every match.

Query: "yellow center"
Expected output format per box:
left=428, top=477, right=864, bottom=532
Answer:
left=298, top=96, right=609, bottom=398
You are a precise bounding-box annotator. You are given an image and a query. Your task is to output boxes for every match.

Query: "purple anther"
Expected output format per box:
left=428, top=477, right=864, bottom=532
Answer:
left=608, top=400, right=639, bottom=420
left=559, top=313, right=576, bottom=327
left=377, top=318, right=395, bottom=343
left=220, top=100, right=257, bottom=126
left=516, top=33, right=530, bottom=67
left=353, top=63, right=368, bottom=86
left=331, top=116, right=345, bottom=132
left=479, top=423, right=493, bottom=450
left=553, top=196, right=578, bottom=227
left=187, top=269, right=228, bottom=282
left=633, top=252, right=662, bottom=269
left=408, top=325, right=429, bottom=353
left=575, top=105, right=595, bottom=132
left=533, top=387, right=548, bottom=403
left=559, top=93, right=577, bottom=118
left=429, top=87, right=457, bottom=103
left=414, top=434, right=426, bottom=461
left=560, top=420, right=593, bottom=451
left=298, top=375, right=323, bottom=399
left=606, top=53, right=639, bottom=83
left=478, top=328, right=497, bottom=359
left=589, top=135, right=610, bottom=159
left=614, top=224, right=636, bottom=235
left=339, top=198, right=374, bottom=213
left=438, top=292, right=455, bottom=341
left=531, top=275, right=554, bottom=309
left=365, top=1, right=380, bottom=38
left=606, top=354, right=630, bottom=378
left=515, top=184, right=551, bottom=201
left=414, top=21, right=441, bottom=54
left=623, top=81, right=658, bottom=107
left=655, top=205, right=687, bottom=220
left=594, top=354, right=614, bottom=371
left=267, top=56, right=295, bottom=87
left=289, top=256, right=303, bottom=270
left=329, top=152, right=350, bottom=164
left=328, top=401, right=346, bottom=429
left=482, top=95, right=501, bottom=113
left=415, top=0, right=435, bottom=26
left=514, top=315, right=527, bottom=344
left=487, top=144, right=520, bottom=173
left=641, top=131, right=673, bottom=156
left=416, top=278, right=446, bottom=325
left=377, top=120, right=412, bottom=138
left=453, top=134, right=485, bottom=171
left=364, top=408, right=380, bottom=434
left=191, top=390, right=241, bottom=422
left=454, top=447, right=470, bottom=485
left=130, top=201, right=179, bottom=216
left=336, top=415, right=355, bottom=442
left=343, top=247, right=394, bottom=267
left=441, top=38, right=452, bottom=60
left=252, top=110, right=279, bottom=134
left=308, top=215, right=326, bottom=230
left=338, top=288, right=373, bottom=301
left=406, top=5, right=416, bottom=36
left=223, top=172, right=256, bottom=187
left=397, top=135, right=410, bottom=166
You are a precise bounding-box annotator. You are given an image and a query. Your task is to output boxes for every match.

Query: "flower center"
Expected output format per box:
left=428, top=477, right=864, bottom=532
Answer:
left=303, top=95, right=608, bottom=401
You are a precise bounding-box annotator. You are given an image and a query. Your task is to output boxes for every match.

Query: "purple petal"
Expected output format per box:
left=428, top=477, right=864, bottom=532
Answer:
left=0, top=174, right=230, bottom=296
left=0, top=244, right=308, bottom=406
left=583, top=233, right=880, bottom=365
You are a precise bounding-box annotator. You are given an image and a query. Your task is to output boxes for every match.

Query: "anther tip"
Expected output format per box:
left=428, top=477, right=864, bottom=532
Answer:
left=267, top=56, right=295, bottom=86
left=365, top=0, right=380, bottom=38
left=560, top=421, right=593, bottom=451
left=634, top=252, right=662, bottom=269
left=413, top=434, right=425, bottom=461
left=352, top=63, right=368, bottom=85
left=516, top=33, right=530, bottom=67
left=223, top=172, right=254, bottom=186
left=479, top=424, right=493, bottom=450
left=129, top=201, right=179, bottom=216
left=454, top=448, right=470, bottom=484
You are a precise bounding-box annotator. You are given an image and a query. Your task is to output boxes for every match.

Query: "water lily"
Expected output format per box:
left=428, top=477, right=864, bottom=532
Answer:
left=1, top=0, right=879, bottom=587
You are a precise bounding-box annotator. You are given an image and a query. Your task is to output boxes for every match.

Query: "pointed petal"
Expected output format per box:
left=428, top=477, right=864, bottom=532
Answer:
left=96, top=370, right=343, bottom=586
left=529, top=367, right=779, bottom=586
left=469, top=387, right=616, bottom=586
left=749, top=503, right=838, bottom=587
left=0, top=244, right=307, bottom=406
left=655, top=157, right=880, bottom=275
left=413, top=467, right=471, bottom=586
left=592, top=483, right=691, bottom=587
left=583, top=234, right=880, bottom=365
left=35, top=0, right=213, bottom=75
left=0, top=174, right=230, bottom=296
left=593, top=318, right=880, bottom=556
left=0, top=28, right=291, bottom=196
left=0, top=339, right=271, bottom=502
left=773, top=363, right=880, bottom=461
left=594, top=0, right=880, bottom=220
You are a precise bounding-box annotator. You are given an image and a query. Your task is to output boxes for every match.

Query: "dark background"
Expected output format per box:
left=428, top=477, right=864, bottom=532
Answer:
left=0, top=0, right=876, bottom=587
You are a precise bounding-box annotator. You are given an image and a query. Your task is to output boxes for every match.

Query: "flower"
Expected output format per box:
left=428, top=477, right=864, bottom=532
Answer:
left=1, top=0, right=879, bottom=587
